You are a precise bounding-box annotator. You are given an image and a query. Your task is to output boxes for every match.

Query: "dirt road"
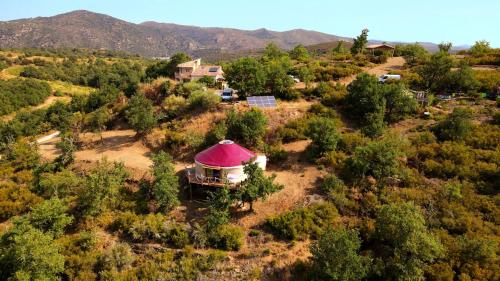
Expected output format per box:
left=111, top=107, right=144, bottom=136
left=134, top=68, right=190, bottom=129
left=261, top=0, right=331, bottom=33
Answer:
left=339, top=56, right=406, bottom=85
left=2, top=96, right=71, bottom=122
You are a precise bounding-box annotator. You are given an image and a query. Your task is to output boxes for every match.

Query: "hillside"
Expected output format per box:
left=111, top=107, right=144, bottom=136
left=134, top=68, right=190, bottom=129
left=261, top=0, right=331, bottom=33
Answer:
left=0, top=10, right=348, bottom=57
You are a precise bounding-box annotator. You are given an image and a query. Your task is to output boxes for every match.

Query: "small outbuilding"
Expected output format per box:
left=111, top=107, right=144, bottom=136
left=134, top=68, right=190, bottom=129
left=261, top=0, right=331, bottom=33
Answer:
left=186, top=140, right=267, bottom=188
left=366, top=44, right=395, bottom=56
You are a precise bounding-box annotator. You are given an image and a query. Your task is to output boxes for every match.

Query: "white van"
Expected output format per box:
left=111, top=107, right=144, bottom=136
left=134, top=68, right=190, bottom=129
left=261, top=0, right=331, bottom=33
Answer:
left=379, top=74, right=401, bottom=83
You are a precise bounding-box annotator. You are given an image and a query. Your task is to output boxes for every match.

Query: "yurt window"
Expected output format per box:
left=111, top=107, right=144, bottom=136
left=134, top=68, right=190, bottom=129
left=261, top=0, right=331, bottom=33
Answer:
left=205, top=168, right=221, bottom=179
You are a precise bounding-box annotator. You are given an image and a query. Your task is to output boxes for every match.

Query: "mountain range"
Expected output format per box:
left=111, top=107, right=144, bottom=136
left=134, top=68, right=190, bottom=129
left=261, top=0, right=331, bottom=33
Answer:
left=0, top=10, right=468, bottom=57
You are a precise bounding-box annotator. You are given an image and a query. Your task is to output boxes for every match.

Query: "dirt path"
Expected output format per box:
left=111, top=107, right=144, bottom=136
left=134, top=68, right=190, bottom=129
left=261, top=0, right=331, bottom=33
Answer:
left=236, top=140, right=325, bottom=229
left=339, top=56, right=406, bottom=85
left=2, top=96, right=71, bottom=122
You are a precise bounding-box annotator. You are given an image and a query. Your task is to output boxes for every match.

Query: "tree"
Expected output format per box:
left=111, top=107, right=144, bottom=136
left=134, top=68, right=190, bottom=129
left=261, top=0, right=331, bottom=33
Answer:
left=433, top=108, right=472, bottom=141
left=345, top=137, right=404, bottom=182
left=145, top=53, right=191, bottom=79
left=382, top=83, right=417, bottom=123
left=417, top=51, right=453, bottom=92
left=224, top=57, right=266, bottom=98
left=206, top=187, right=233, bottom=229
left=0, top=221, right=65, bottom=281
left=54, top=133, right=77, bottom=167
left=345, top=73, right=386, bottom=137
left=448, top=61, right=478, bottom=94
left=394, top=43, right=428, bottom=66
left=4, top=139, right=40, bottom=171
left=77, top=159, right=129, bottom=217
left=374, top=202, right=444, bottom=281
left=263, top=43, right=285, bottom=61
left=298, top=66, right=315, bottom=88
left=150, top=151, right=180, bottom=212
left=125, top=93, right=157, bottom=136
left=237, top=162, right=282, bottom=211
left=332, top=41, right=348, bottom=54
left=438, top=42, right=453, bottom=53
left=469, top=40, right=491, bottom=57
left=226, top=108, right=267, bottom=148
left=351, top=29, right=369, bottom=55
left=310, top=227, right=370, bottom=281
left=306, top=116, right=341, bottom=156
left=25, top=198, right=73, bottom=238
left=88, top=106, right=111, bottom=142
left=265, top=57, right=294, bottom=97
left=290, top=44, right=310, bottom=61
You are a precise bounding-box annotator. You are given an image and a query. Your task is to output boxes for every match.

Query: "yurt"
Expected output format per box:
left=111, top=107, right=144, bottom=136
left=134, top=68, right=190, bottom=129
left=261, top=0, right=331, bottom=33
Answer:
left=188, top=140, right=267, bottom=186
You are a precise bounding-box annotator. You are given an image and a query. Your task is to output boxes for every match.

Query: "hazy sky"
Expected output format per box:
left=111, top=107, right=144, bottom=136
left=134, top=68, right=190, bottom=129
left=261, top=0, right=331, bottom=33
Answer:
left=1, top=0, right=499, bottom=46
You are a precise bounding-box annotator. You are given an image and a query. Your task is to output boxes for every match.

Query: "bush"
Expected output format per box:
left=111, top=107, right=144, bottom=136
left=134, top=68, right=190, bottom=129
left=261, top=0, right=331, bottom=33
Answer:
left=433, top=108, right=473, bottom=141
left=266, top=203, right=338, bottom=240
left=320, top=174, right=345, bottom=194
left=208, top=225, right=243, bottom=251
left=306, top=116, right=341, bottom=156
left=187, top=90, right=220, bottom=111
left=226, top=108, right=267, bottom=148
left=0, top=78, right=51, bottom=115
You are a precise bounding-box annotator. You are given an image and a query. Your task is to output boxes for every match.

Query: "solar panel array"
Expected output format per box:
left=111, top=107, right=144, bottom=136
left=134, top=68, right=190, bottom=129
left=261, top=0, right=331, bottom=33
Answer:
left=247, top=96, right=277, bottom=108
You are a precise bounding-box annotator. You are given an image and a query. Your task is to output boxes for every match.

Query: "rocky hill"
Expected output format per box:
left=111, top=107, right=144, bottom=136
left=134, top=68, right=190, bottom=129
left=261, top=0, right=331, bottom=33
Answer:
left=0, top=10, right=349, bottom=57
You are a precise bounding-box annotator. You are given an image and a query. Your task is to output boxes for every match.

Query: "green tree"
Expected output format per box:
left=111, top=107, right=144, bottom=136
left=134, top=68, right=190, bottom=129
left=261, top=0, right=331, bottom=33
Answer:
left=394, top=43, right=428, bottom=66
left=265, top=57, right=294, bottom=97
left=145, top=53, right=191, bottom=79
left=54, top=133, right=77, bottom=167
left=263, top=43, right=285, bottom=61
left=345, top=73, right=386, bottom=137
left=290, top=44, right=310, bottom=61
left=226, top=108, right=268, bottom=148
left=332, top=41, right=348, bottom=54
left=469, top=40, right=491, bottom=57
left=382, top=83, right=418, bottom=123
left=374, top=202, right=444, bottom=281
left=351, top=29, right=369, bottom=55
left=3, top=139, right=40, bottom=171
left=237, top=162, right=282, bottom=211
left=150, top=151, right=180, bottom=212
left=417, top=51, right=454, bottom=92
left=88, top=106, right=111, bottom=142
left=310, top=227, right=370, bottom=281
left=433, top=108, right=473, bottom=141
left=306, top=116, right=341, bottom=156
left=0, top=221, right=65, bottom=281
left=206, top=187, right=233, bottom=229
left=77, top=159, right=129, bottom=217
left=224, top=57, right=266, bottom=97
left=298, top=66, right=315, bottom=88
left=438, top=42, right=453, bottom=53
left=125, top=93, right=157, bottom=136
left=448, top=61, right=479, bottom=94
left=345, top=137, right=404, bottom=182
left=25, top=198, right=73, bottom=238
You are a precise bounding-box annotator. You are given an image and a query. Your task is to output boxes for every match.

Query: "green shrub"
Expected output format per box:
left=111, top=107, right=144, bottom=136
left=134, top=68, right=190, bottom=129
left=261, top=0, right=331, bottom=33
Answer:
left=266, top=203, right=338, bottom=240
left=320, top=174, right=345, bottom=193
left=187, top=90, right=220, bottom=111
left=208, top=225, right=243, bottom=251
left=0, top=78, right=51, bottom=115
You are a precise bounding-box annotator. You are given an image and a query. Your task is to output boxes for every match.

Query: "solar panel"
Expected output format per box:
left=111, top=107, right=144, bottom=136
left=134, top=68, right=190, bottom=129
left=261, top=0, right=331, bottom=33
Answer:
left=209, top=67, right=219, bottom=72
left=247, top=96, right=277, bottom=108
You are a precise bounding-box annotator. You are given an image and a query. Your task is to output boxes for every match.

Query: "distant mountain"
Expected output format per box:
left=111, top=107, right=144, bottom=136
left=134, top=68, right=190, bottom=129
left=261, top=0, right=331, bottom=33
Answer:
left=0, top=10, right=469, bottom=58
left=0, top=10, right=349, bottom=57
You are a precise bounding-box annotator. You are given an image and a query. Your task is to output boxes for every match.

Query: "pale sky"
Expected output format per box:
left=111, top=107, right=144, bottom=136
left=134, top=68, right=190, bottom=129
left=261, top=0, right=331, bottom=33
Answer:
left=1, top=0, right=499, bottom=46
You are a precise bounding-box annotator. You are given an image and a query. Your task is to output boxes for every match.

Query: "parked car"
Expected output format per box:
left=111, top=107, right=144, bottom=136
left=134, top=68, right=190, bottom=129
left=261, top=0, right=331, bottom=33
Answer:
left=378, top=74, right=401, bottom=83
left=221, top=88, right=235, bottom=102
left=289, top=75, right=300, bottom=83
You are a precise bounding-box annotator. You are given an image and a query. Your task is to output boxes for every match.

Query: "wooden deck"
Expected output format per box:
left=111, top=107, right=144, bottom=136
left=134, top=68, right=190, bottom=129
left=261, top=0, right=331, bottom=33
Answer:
left=185, top=168, right=238, bottom=189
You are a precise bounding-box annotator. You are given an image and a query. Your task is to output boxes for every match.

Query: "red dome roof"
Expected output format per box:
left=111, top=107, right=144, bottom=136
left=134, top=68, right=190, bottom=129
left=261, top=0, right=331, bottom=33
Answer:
left=195, top=140, right=256, bottom=167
